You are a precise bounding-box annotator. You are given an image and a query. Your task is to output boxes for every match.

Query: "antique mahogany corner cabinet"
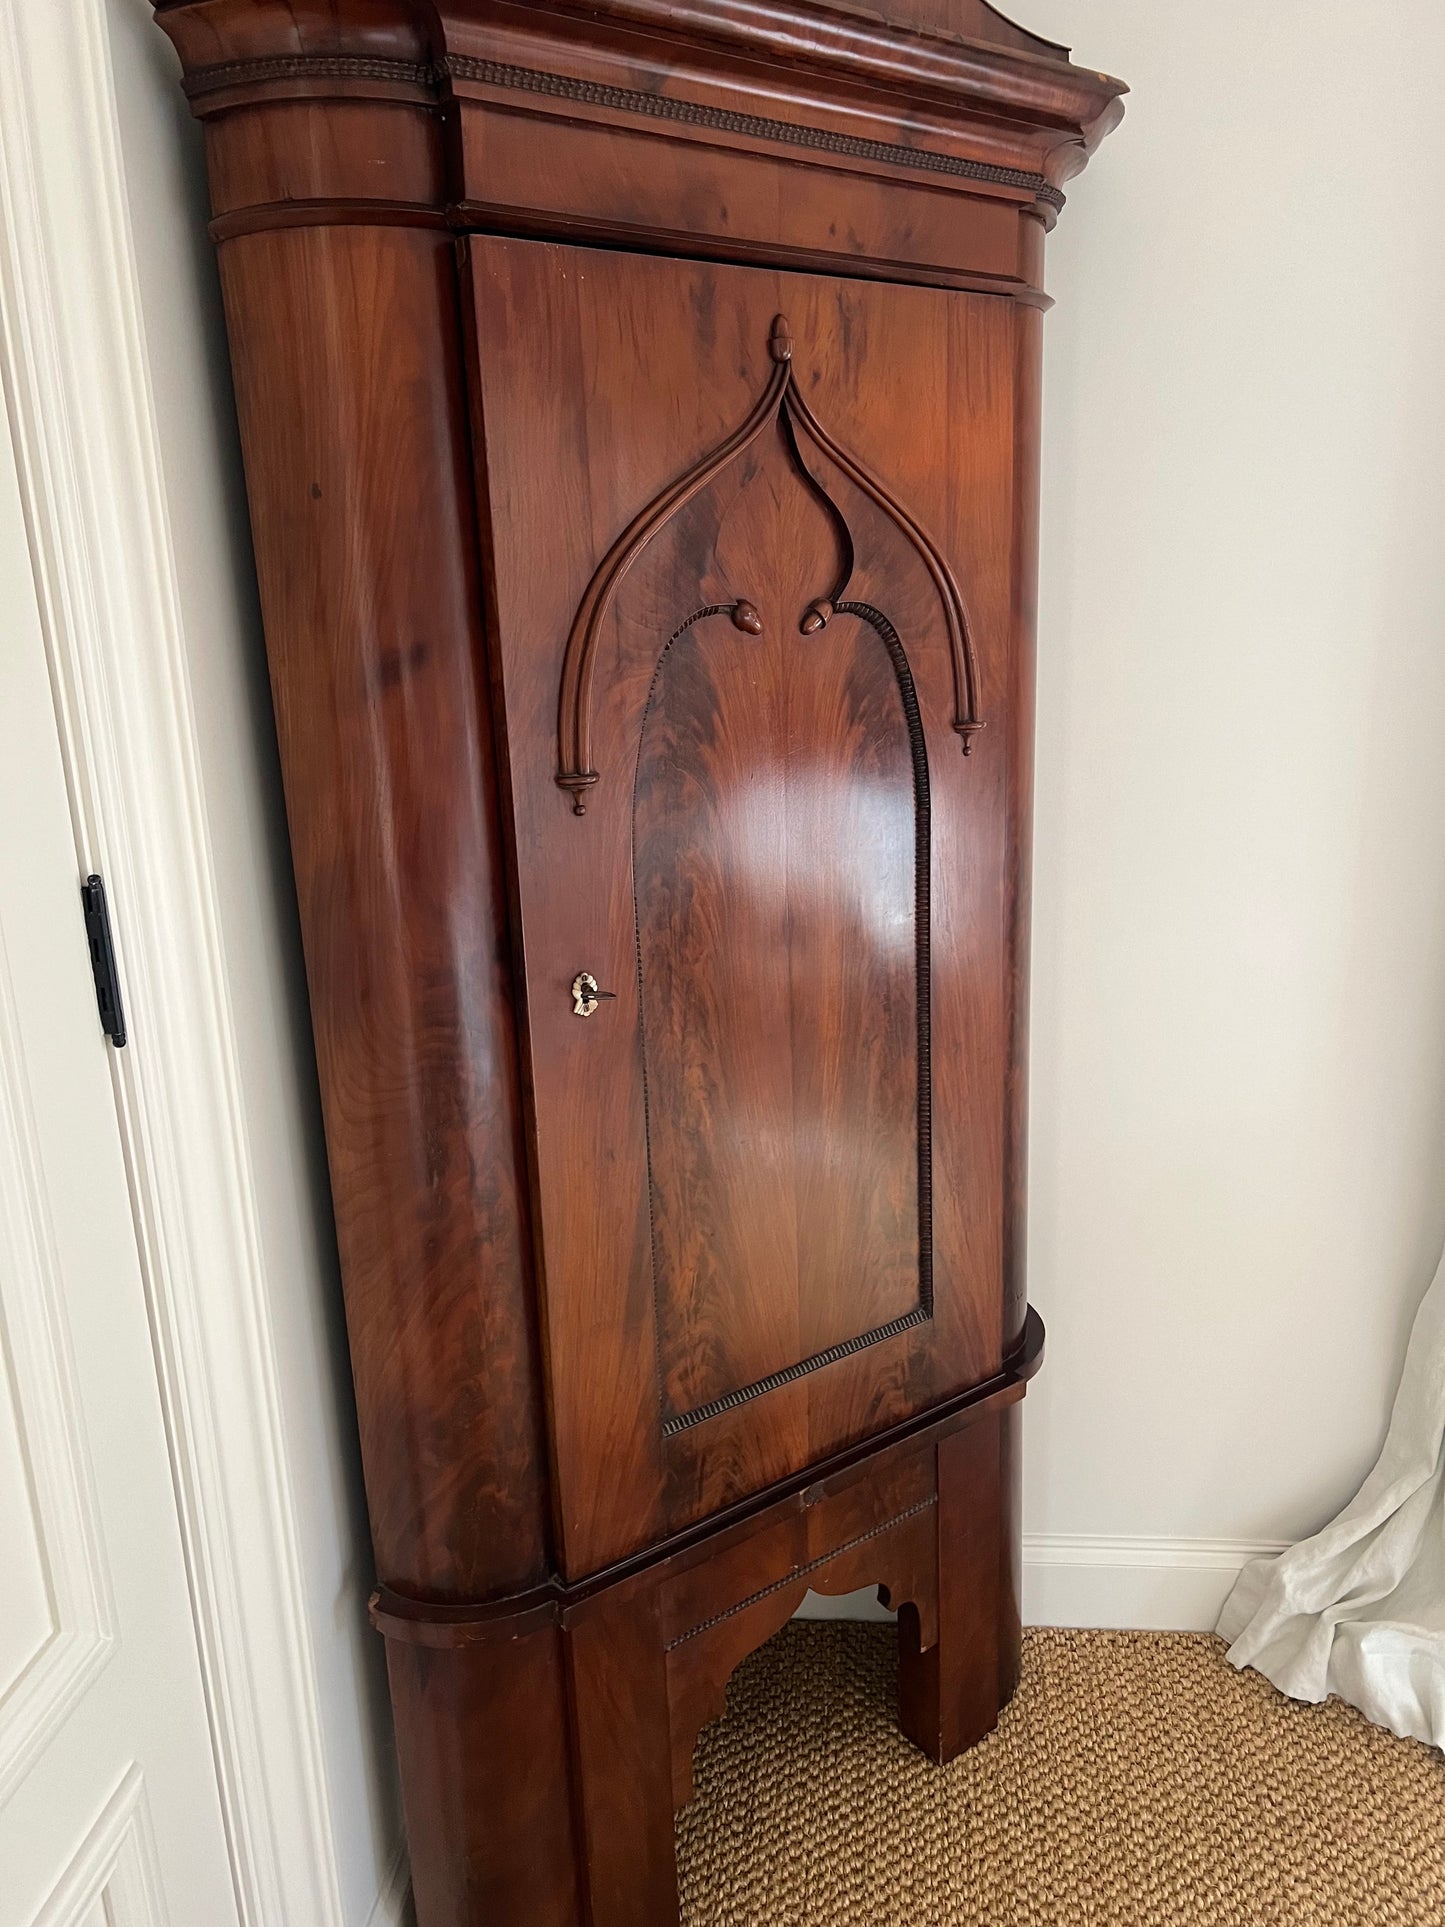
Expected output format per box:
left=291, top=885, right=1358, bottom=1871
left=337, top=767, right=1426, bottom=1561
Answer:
left=153, top=1, right=1122, bottom=1920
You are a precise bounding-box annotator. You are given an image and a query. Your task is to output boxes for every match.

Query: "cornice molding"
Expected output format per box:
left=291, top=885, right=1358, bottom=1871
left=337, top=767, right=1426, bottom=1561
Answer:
left=448, top=56, right=1067, bottom=210
left=179, top=49, right=1067, bottom=211
left=160, top=0, right=1125, bottom=192
left=509, top=0, right=1123, bottom=132
left=181, top=53, right=434, bottom=97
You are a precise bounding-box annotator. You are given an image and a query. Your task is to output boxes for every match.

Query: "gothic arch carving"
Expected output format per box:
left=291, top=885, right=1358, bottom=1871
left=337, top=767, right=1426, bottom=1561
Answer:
left=555, top=313, right=984, bottom=812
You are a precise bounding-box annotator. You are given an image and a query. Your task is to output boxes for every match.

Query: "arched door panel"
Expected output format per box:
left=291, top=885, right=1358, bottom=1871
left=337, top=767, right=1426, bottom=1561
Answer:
left=468, top=238, right=1017, bottom=1575
left=634, top=592, right=930, bottom=1428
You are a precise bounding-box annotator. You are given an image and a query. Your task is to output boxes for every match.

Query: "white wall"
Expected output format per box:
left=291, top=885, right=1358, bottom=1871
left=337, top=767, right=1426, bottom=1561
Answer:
left=102, top=4, right=403, bottom=1919
left=1019, top=0, right=1445, bottom=1624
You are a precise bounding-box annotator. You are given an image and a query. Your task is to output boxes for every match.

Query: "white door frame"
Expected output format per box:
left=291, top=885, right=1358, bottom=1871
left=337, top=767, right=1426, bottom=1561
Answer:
left=0, top=4, right=375, bottom=1923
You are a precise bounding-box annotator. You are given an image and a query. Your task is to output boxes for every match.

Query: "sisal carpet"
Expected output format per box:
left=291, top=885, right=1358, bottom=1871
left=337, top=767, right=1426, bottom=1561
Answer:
left=675, top=1622, right=1445, bottom=1926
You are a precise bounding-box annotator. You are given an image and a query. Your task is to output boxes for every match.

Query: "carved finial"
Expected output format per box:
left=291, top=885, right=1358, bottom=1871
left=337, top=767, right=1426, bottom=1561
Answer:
left=731, top=600, right=763, bottom=634
left=768, top=315, right=793, bottom=364
left=800, top=600, right=833, bottom=634
left=557, top=770, right=599, bottom=814
left=956, top=721, right=987, bottom=757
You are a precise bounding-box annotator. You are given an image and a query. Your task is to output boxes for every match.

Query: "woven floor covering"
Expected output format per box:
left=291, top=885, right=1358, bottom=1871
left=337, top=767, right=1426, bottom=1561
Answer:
left=675, top=1622, right=1445, bottom=1926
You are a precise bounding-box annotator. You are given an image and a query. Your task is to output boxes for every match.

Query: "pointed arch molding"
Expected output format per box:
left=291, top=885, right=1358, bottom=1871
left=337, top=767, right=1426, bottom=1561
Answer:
left=554, top=314, right=984, bottom=812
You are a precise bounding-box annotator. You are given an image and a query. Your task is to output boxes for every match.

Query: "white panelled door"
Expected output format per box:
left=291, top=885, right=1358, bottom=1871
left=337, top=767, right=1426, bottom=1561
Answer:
left=0, top=407, right=238, bottom=1924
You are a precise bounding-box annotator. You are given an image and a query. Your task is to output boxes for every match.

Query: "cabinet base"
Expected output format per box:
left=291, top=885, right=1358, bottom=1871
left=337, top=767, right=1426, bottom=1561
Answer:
left=373, top=1311, right=1041, bottom=1927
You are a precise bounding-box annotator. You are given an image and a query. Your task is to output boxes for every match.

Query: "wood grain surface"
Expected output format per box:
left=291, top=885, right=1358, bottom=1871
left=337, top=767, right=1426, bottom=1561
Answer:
left=151, top=0, right=1122, bottom=1919
left=631, top=455, right=925, bottom=1421
left=217, top=221, right=551, bottom=1600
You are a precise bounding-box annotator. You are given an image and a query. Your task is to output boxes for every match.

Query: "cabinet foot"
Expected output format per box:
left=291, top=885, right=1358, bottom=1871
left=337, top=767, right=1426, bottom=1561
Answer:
left=567, top=1582, right=683, bottom=1927
left=897, top=1405, right=1022, bottom=1762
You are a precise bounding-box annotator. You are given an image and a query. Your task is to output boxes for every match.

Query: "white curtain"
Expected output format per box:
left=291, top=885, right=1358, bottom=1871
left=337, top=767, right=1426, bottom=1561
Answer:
left=1218, top=1249, right=1445, bottom=1750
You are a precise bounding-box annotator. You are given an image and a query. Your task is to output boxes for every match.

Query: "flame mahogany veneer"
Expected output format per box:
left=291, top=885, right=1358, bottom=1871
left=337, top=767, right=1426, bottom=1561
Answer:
left=151, top=3, right=1122, bottom=1920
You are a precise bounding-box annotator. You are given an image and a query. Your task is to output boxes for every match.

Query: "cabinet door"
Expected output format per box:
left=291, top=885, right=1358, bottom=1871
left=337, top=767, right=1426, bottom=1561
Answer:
left=467, top=239, right=1018, bottom=1577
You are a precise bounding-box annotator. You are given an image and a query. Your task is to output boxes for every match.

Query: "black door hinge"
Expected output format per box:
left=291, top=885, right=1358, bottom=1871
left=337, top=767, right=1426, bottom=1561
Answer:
left=80, top=874, right=127, bottom=1048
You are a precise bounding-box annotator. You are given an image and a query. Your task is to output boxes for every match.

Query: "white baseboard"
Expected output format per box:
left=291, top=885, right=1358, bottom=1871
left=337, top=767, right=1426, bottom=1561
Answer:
left=1022, top=1534, right=1287, bottom=1631
left=797, top=1535, right=1289, bottom=1634
left=364, top=1843, right=413, bottom=1927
